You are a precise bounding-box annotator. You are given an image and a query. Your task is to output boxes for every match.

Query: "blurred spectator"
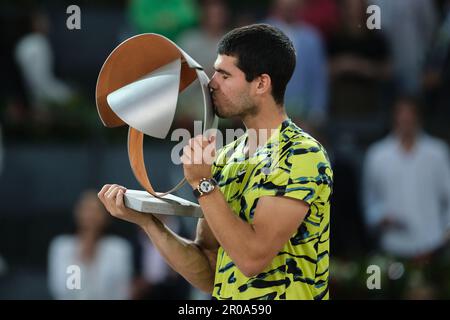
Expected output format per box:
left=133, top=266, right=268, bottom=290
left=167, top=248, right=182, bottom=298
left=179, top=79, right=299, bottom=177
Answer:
left=327, top=0, right=390, bottom=121
left=296, top=0, right=339, bottom=40
left=48, top=190, right=133, bottom=300
left=127, top=0, right=198, bottom=41
left=176, top=0, right=230, bottom=129
left=14, top=11, right=74, bottom=114
left=265, top=0, right=329, bottom=126
left=363, top=97, right=450, bottom=298
left=370, top=0, right=438, bottom=94
left=131, top=215, right=191, bottom=300
left=178, top=0, right=229, bottom=78
left=363, top=97, right=450, bottom=257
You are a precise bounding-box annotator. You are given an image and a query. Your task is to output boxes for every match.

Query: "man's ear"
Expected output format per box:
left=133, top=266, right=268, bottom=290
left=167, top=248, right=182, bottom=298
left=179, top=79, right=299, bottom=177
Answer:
left=255, top=74, right=272, bottom=96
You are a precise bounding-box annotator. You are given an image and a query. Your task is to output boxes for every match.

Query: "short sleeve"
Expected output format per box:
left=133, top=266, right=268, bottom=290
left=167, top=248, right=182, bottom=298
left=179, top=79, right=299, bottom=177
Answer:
left=257, top=141, right=333, bottom=206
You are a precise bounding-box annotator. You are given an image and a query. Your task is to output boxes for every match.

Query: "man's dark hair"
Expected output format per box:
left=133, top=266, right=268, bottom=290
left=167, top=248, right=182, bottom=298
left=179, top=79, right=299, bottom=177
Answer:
left=217, top=23, right=296, bottom=105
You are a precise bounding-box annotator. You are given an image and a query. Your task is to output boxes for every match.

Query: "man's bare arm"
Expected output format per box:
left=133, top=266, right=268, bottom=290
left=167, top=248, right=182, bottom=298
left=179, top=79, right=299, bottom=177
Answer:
left=142, top=216, right=218, bottom=293
left=182, top=135, right=310, bottom=278
left=198, top=189, right=309, bottom=277
left=98, top=184, right=219, bottom=293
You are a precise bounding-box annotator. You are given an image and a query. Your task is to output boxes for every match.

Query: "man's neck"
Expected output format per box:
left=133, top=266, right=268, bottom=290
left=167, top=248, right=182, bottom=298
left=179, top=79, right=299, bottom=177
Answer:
left=241, top=103, right=288, bottom=153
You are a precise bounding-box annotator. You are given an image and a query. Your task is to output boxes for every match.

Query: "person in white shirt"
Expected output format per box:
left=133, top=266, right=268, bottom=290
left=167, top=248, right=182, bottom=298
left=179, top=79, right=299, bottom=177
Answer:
left=48, top=190, right=133, bottom=300
left=14, top=11, right=73, bottom=110
left=364, top=97, right=450, bottom=257
left=363, top=96, right=450, bottom=298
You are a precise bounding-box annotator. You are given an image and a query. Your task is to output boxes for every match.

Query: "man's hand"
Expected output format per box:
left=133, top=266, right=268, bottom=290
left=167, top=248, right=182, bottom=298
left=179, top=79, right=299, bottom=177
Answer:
left=98, top=184, right=153, bottom=227
left=181, top=134, right=216, bottom=188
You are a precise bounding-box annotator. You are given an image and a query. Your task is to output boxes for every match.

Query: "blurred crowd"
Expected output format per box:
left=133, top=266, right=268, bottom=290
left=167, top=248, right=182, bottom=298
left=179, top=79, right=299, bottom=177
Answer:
left=0, top=0, right=449, bottom=299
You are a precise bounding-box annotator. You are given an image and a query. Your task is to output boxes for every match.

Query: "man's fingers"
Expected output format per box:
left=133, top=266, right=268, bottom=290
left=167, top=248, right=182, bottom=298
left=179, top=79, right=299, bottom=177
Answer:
left=105, top=185, right=120, bottom=199
left=98, top=184, right=111, bottom=199
left=182, top=146, right=192, bottom=164
left=116, top=189, right=125, bottom=208
left=194, top=136, right=209, bottom=164
left=181, top=153, right=191, bottom=165
left=193, top=135, right=206, bottom=148
left=106, top=186, right=126, bottom=203
left=184, top=134, right=217, bottom=166
left=203, top=143, right=216, bottom=165
left=188, top=137, right=196, bottom=149
left=188, top=135, right=209, bottom=150
left=104, top=184, right=117, bottom=197
left=105, top=184, right=126, bottom=198
left=183, top=145, right=192, bottom=157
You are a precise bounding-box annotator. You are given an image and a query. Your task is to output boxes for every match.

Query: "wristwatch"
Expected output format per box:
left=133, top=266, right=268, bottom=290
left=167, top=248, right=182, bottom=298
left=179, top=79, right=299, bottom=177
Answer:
left=193, top=178, right=218, bottom=198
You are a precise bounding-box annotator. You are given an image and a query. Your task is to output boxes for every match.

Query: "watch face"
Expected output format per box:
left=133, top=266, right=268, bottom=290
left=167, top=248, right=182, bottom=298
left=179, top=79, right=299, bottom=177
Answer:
left=199, top=180, right=214, bottom=193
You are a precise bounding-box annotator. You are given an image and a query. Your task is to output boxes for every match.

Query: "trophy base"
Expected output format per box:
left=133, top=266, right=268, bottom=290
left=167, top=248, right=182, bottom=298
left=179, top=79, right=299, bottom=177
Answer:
left=123, top=190, right=203, bottom=218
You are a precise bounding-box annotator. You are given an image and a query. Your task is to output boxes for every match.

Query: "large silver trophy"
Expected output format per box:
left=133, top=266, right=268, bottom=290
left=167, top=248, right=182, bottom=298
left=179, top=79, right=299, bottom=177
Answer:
left=95, top=34, right=218, bottom=218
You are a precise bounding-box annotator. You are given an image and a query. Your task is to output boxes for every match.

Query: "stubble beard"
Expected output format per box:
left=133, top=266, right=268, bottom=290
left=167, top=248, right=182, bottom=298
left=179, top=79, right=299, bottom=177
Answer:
left=212, top=93, right=257, bottom=119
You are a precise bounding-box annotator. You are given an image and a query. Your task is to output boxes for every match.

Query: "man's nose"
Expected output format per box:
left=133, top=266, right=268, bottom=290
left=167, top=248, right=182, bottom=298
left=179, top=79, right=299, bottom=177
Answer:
left=208, top=72, right=218, bottom=91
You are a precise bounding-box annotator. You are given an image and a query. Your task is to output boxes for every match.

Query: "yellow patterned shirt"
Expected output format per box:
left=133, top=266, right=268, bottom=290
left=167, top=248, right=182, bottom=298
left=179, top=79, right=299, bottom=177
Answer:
left=211, top=118, right=333, bottom=300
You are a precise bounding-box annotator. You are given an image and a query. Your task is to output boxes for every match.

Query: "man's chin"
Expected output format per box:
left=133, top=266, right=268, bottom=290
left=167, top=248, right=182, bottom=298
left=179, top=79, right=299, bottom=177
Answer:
left=213, top=104, right=229, bottom=119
